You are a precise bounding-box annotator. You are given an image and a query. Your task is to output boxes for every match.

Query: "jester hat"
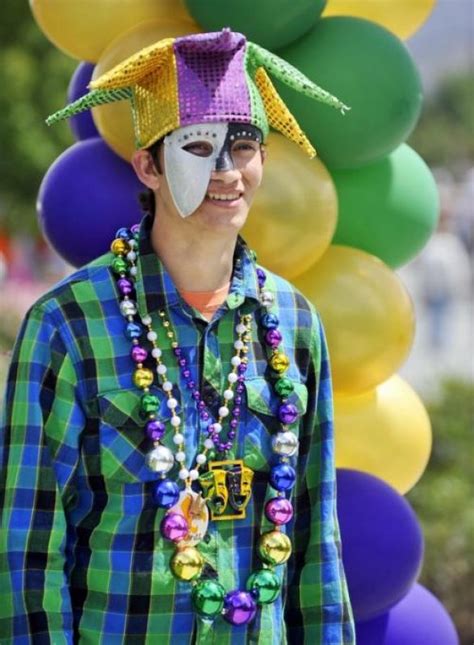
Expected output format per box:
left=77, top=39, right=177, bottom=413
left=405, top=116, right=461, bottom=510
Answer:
left=47, top=29, right=349, bottom=158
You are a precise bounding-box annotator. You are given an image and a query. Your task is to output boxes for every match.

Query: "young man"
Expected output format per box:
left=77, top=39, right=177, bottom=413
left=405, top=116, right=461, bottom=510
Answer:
left=0, top=30, right=355, bottom=644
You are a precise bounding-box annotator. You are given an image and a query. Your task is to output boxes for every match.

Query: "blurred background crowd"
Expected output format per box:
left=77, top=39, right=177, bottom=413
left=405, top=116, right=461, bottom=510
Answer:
left=0, top=1, right=472, bottom=642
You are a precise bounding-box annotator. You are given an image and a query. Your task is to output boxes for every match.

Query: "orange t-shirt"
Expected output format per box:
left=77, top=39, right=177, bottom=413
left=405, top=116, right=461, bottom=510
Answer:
left=179, top=281, right=231, bottom=321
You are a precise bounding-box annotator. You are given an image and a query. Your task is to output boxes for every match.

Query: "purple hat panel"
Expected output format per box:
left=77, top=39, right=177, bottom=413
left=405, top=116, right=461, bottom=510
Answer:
left=173, top=30, right=252, bottom=127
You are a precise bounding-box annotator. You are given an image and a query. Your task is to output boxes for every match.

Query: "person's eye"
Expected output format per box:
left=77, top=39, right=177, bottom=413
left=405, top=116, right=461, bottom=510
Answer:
left=182, top=141, right=213, bottom=157
left=232, top=141, right=258, bottom=153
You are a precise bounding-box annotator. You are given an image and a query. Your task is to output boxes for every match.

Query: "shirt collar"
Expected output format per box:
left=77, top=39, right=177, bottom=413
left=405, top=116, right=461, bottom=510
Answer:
left=135, top=213, right=261, bottom=319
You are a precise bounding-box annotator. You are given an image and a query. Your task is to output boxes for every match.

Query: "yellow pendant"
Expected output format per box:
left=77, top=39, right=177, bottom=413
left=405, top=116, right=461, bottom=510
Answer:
left=133, top=368, right=154, bottom=389
left=258, top=530, right=292, bottom=565
left=110, top=238, right=130, bottom=255
left=270, top=352, right=290, bottom=374
left=170, top=546, right=204, bottom=581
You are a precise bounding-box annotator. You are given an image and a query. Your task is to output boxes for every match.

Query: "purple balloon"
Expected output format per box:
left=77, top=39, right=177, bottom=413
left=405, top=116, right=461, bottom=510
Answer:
left=37, top=138, right=145, bottom=267
left=337, top=469, right=424, bottom=621
left=67, top=62, right=100, bottom=141
left=356, top=584, right=459, bottom=645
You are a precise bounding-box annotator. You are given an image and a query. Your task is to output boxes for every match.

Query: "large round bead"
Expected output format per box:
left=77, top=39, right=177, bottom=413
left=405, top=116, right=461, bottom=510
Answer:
left=258, top=531, right=292, bottom=565
left=115, top=226, right=132, bottom=240
left=124, top=321, right=143, bottom=340
left=246, top=569, right=281, bottom=604
left=170, top=546, right=204, bottom=581
left=261, top=312, right=279, bottom=329
left=152, top=479, right=180, bottom=508
left=145, top=419, right=165, bottom=441
left=223, top=590, right=257, bottom=626
left=145, top=445, right=174, bottom=474
left=269, top=352, right=290, bottom=375
left=270, top=464, right=296, bottom=492
left=131, top=346, right=148, bottom=363
left=265, top=498, right=294, bottom=526
left=140, top=393, right=160, bottom=415
left=120, top=299, right=137, bottom=317
left=160, top=512, right=189, bottom=543
left=272, top=431, right=299, bottom=457
left=133, top=368, right=154, bottom=389
left=111, top=257, right=128, bottom=275
left=274, top=377, right=294, bottom=397
left=191, top=579, right=226, bottom=617
left=110, top=238, right=130, bottom=255
left=278, top=403, right=299, bottom=425
left=117, top=277, right=134, bottom=296
left=265, top=329, right=282, bottom=349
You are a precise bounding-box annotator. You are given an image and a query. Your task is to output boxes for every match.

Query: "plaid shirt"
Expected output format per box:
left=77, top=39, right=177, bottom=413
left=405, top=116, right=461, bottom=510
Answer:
left=0, top=213, right=355, bottom=644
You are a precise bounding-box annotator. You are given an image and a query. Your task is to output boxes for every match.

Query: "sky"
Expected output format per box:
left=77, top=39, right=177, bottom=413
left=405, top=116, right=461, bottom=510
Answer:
left=406, top=0, right=473, bottom=93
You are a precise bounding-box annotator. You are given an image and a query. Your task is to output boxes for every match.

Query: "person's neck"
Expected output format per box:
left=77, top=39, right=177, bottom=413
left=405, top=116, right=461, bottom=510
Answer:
left=150, top=212, right=237, bottom=292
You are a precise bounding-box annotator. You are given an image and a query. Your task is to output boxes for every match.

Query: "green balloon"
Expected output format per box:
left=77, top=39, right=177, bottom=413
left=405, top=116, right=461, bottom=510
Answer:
left=191, top=579, right=226, bottom=617
left=247, top=569, right=281, bottom=604
left=276, top=17, right=423, bottom=169
left=184, top=0, right=326, bottom=50
left=331, top=144, right=439, bottom=268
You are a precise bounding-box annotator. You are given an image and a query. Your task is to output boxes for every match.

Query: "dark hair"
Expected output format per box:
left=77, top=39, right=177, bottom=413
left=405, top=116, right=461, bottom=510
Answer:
left=137, top=137, right=164, bottom=216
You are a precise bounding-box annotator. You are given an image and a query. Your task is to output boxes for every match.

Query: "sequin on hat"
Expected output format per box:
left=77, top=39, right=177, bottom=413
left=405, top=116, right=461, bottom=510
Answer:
left=46, top=29, right=349, bottom=158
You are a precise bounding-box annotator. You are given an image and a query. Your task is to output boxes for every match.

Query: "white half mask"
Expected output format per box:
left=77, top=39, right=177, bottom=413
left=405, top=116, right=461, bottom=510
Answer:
left=163, top=122, right=229, bottom=218
left=163, top=122, right=263, bottom=218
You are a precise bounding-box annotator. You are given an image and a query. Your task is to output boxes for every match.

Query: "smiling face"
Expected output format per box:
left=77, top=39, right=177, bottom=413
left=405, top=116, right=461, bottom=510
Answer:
left=132, top=121, right=266, bottom=236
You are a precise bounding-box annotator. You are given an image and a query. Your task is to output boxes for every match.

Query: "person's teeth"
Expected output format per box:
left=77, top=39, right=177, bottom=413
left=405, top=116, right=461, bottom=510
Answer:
left=207, top=193, right=240, bottom=201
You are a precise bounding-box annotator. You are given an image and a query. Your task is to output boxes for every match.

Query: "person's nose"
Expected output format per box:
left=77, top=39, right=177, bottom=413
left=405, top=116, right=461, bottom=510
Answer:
left=210, top=166, right=242, bottom=184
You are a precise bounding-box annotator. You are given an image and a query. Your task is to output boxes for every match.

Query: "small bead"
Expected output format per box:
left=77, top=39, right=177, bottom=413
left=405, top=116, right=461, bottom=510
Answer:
left=162, top=381, right=173, bottom=392
left=200, top=411, right=210, bottom=421
left=167, top=398, right=178, bottom=409
left=170, top=416, right=181, bottom=427
left=179, top=469, right=189, bottom=480
left=196, top=454, right=207, bottom=465
left=129, top=266, right=138, bottom=276
left=141, top=314, right=152, bottom=326
left=187, top=380, right=196, bottom=389
left=234, top=340, right=244, bottom=350
left=151, top=347, right=162, bottom=358
left=228, top=373, right=238, bottom=383
left=157, top=364, right=167, bottom=375
left=219, top=406, right=229, bottom=417
left=147, top=331, right=158, bottom=341
left=173, top=433, right=184, bottom=444
left=204, top=438, right=215, bottom=449
left=236, top=323, right=247, bottom=334
left=231, top=356, right=242, bottom=367
left=212, top=423, right=223, bottom=433
left=176, top=451, right=186, bottom=462
left=223, top=389, right=234, bottom=400
left=230, top=419, right=238, bottom=429
left=189, top=469, right=199, bottom=480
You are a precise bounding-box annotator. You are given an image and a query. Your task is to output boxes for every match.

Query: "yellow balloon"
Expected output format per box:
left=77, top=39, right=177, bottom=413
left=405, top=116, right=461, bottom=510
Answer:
left=323, top=0, right=436, bottom=40
left=92, top=19, right=199, bottom=160
left=30, top=0, right=192, bottom=62
left=293, top=246, right=415, bottom=394
left=334, top=375, right=432, bottom=494
left=242, top=134, right=337, bottom=280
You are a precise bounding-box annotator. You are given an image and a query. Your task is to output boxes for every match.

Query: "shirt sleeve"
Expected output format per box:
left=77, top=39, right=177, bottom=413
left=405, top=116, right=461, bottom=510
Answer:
left=0, top=303, right=85, bottom=644
left=285, top=312, right=356, bottom=644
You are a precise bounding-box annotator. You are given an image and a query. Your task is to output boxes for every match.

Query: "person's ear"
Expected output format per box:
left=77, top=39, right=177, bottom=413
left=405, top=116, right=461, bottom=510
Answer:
left=260, top=144, right=267, bottom=165
left=131, top=149, right=161, bottom=190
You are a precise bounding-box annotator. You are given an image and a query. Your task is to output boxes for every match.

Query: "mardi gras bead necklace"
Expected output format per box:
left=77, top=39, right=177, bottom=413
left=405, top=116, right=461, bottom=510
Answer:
left=110, top=224, right=300, bottom=626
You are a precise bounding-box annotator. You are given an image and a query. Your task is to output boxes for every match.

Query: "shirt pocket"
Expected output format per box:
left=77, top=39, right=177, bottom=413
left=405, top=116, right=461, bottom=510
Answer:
left=97, top=387, right=171, bottom=483
left=243, top=377, right=308, bottom=472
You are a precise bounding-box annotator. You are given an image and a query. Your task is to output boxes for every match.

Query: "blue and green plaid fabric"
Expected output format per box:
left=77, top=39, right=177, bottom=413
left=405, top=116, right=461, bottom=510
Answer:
left=0, top=213, right=355, bottom=644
